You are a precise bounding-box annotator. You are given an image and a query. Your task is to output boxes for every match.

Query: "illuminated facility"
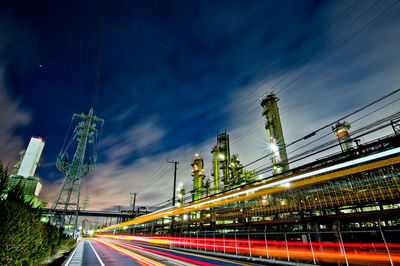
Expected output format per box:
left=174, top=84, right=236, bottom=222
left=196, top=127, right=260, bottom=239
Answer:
left=97, top=91, right=400, bottom=264
left=261, top=92, right=289, bottom=175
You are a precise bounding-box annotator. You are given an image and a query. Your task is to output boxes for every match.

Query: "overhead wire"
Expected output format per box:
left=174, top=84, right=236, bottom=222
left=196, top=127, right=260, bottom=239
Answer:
left=78, top=0, right=84, bottom=111
left=145, top=107, right=399, bottom=210
left=225, top=0, right=361, bottom=123
left=242, top=87, right=400, bottom=168
left=256, top=114, right=400, bottom=176
left=275, top=0, right=397, bottom=95
left=134, top=166, right=171, bottom=194
left=133, top=164, right=168, bottom=193
left=169, top=98, right=400, bottom=201
left=273, top=0, right=381, bottom=94
left=226, top=0, right=397, bottom=135
left=93, top=2, right=105, bottom=109
left=278, top=94, right=400, bottom=166
left=134, top=1, right=400, bottom=209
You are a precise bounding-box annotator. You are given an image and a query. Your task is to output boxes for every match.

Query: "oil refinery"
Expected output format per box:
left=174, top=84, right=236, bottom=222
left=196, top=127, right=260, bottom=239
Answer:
left=3, top=1, right=400, bottom=264
left=96, top=90, right=400, bottom=265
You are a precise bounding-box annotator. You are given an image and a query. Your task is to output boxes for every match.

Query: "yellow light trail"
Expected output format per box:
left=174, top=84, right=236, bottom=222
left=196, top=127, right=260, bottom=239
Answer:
left=95, top=238, right=163, bottom=266
left=100, top=148, right=400, bottom=231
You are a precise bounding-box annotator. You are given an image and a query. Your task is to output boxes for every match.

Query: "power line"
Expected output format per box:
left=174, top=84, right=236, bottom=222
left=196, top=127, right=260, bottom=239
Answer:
left=242, top=87, right=400, bottom=168
left=256, top=115, right=399, bottom=176
left=273, top=0, right=381, bottom=94
left=225, top=0, right=361, bottom=123
left=133, top=164, right=168, bottom=193
left=135, top=167, right=171, bottom=194
left=145, top=109, right=398, bottom=209
left=226, top=0, right=398, bottom=133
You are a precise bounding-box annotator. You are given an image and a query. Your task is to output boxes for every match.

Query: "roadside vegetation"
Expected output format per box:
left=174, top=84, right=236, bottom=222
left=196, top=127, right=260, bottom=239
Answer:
left=0, top=162, right=76, bottom=265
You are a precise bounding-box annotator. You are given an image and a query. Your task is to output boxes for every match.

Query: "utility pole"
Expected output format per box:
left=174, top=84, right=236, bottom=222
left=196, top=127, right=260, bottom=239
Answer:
left=167, top=160, right=179, bottom=207
left=117, top=205, right=121, bottom=224
left=130, top=192, right=137, bottom=215
left=80, top=196, right=89, bottom=232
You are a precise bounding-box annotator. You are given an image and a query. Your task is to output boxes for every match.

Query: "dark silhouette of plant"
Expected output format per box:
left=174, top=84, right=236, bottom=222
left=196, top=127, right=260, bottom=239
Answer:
left=0, top=161, right=68, bottom=264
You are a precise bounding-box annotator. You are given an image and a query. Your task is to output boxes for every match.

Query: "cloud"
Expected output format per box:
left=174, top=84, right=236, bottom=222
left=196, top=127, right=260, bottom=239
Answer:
left=0, top=67, right=32, bottom=167
left=37, top=0, right=400, bottom=212
left=101, top=117, right=166, bottom=161
left=225, top=1, right=400, bottom=172
left=0, top=12, right=38, bottom=168
left=42, top=118, right=171, bottom=210
left=42, top=140, right=214, bottom=211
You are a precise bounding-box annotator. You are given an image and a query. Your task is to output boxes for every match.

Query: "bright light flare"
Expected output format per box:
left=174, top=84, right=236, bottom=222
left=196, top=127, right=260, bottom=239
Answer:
left=269, top=143, right=279, bottom=152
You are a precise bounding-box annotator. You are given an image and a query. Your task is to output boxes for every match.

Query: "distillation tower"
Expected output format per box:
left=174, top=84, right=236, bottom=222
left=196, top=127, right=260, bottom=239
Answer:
left=332, top=121, right=353, bottom=152
left=260, top=92, right=289, bottom=175
left=191, top=153, right=205, bottom=201
left=48, top=108, right=103, bottom=236
left=211, top=129, right=231, bottom=193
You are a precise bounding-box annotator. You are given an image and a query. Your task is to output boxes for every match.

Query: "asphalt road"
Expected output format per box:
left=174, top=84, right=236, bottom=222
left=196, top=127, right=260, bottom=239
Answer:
left=77, top=238, right=259, bottom=266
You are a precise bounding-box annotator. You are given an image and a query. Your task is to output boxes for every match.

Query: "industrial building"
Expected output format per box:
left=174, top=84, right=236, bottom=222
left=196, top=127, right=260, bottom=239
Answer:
left=7, top=136, right=45, bottom=207
left=98, top=92, right=400, bottom=264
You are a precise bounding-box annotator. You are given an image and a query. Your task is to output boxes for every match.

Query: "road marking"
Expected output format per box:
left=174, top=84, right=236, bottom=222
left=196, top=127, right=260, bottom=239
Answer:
left=112, top=239, right=254, bottom=266
left=89, top=239, right=106, bottom=266
left=96, top=238, right=163, bottom=266
left=106, top=239, right=198, bottom=266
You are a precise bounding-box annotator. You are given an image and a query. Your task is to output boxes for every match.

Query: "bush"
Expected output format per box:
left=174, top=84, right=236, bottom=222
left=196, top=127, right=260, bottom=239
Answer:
left=0, top=162, right=64, bottom=264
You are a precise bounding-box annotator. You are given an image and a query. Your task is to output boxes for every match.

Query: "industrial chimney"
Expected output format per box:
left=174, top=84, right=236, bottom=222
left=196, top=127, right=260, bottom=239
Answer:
left=260, top=92, right=289, bottom=175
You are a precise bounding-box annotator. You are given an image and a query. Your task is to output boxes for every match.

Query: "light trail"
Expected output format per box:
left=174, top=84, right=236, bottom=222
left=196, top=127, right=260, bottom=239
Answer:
left=97, top=237, right=254, bottom=266
left=88, top=239, right=105, bottom=266
left=105, top=239, right=216, bottom=266
left=100, top=234, right=400, bottom=249
left=95, top=238, right=164, bottom=266
left=98, top=234, right=400, bottom=265
left=100, top=147, right=400, bottom=231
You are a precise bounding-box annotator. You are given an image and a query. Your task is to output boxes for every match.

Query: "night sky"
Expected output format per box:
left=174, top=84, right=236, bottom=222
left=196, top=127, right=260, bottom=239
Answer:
left=1, top=0, right=400, bottom=211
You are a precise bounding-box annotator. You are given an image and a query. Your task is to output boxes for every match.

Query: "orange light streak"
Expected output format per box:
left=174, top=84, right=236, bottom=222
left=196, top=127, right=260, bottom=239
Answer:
left=98, top=234, right=400, bottom=265
left=95, top=238, right=163, bottom=266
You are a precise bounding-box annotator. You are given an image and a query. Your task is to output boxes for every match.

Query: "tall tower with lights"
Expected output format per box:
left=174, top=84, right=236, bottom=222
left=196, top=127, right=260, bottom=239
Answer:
left=261, top=92, right=289, bottom=175
left=191, top=153, right=205, bottom=201
left=48, top=108, right=103, bottom=236
left=211, top=129, right=231, bottom=193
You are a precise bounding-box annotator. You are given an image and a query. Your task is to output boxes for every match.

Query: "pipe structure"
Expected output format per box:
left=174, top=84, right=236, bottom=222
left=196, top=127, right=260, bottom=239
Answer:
left=211, top=129, right=231, bottom=193
left=191, top=153, right=205, bottom=201
left=332, top=121, right=353, bottom=152
left=260, top=92, right=289, bottom=175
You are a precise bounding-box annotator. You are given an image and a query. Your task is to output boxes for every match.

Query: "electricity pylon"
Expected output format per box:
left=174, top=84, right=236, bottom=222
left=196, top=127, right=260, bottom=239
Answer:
left=48, top=108, right=103, bottom=237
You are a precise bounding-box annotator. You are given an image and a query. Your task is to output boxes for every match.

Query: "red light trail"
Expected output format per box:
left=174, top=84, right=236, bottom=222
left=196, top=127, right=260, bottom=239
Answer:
left=98, top=234, right=399, bottom=264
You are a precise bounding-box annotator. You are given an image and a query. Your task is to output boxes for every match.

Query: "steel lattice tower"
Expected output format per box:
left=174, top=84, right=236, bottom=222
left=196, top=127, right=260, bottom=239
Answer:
left=48, top=108, right=103, bottom=236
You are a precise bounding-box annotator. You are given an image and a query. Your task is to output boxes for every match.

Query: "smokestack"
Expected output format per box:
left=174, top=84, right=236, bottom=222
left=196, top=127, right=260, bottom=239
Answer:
left=260, top=92, right=289, bottom=175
